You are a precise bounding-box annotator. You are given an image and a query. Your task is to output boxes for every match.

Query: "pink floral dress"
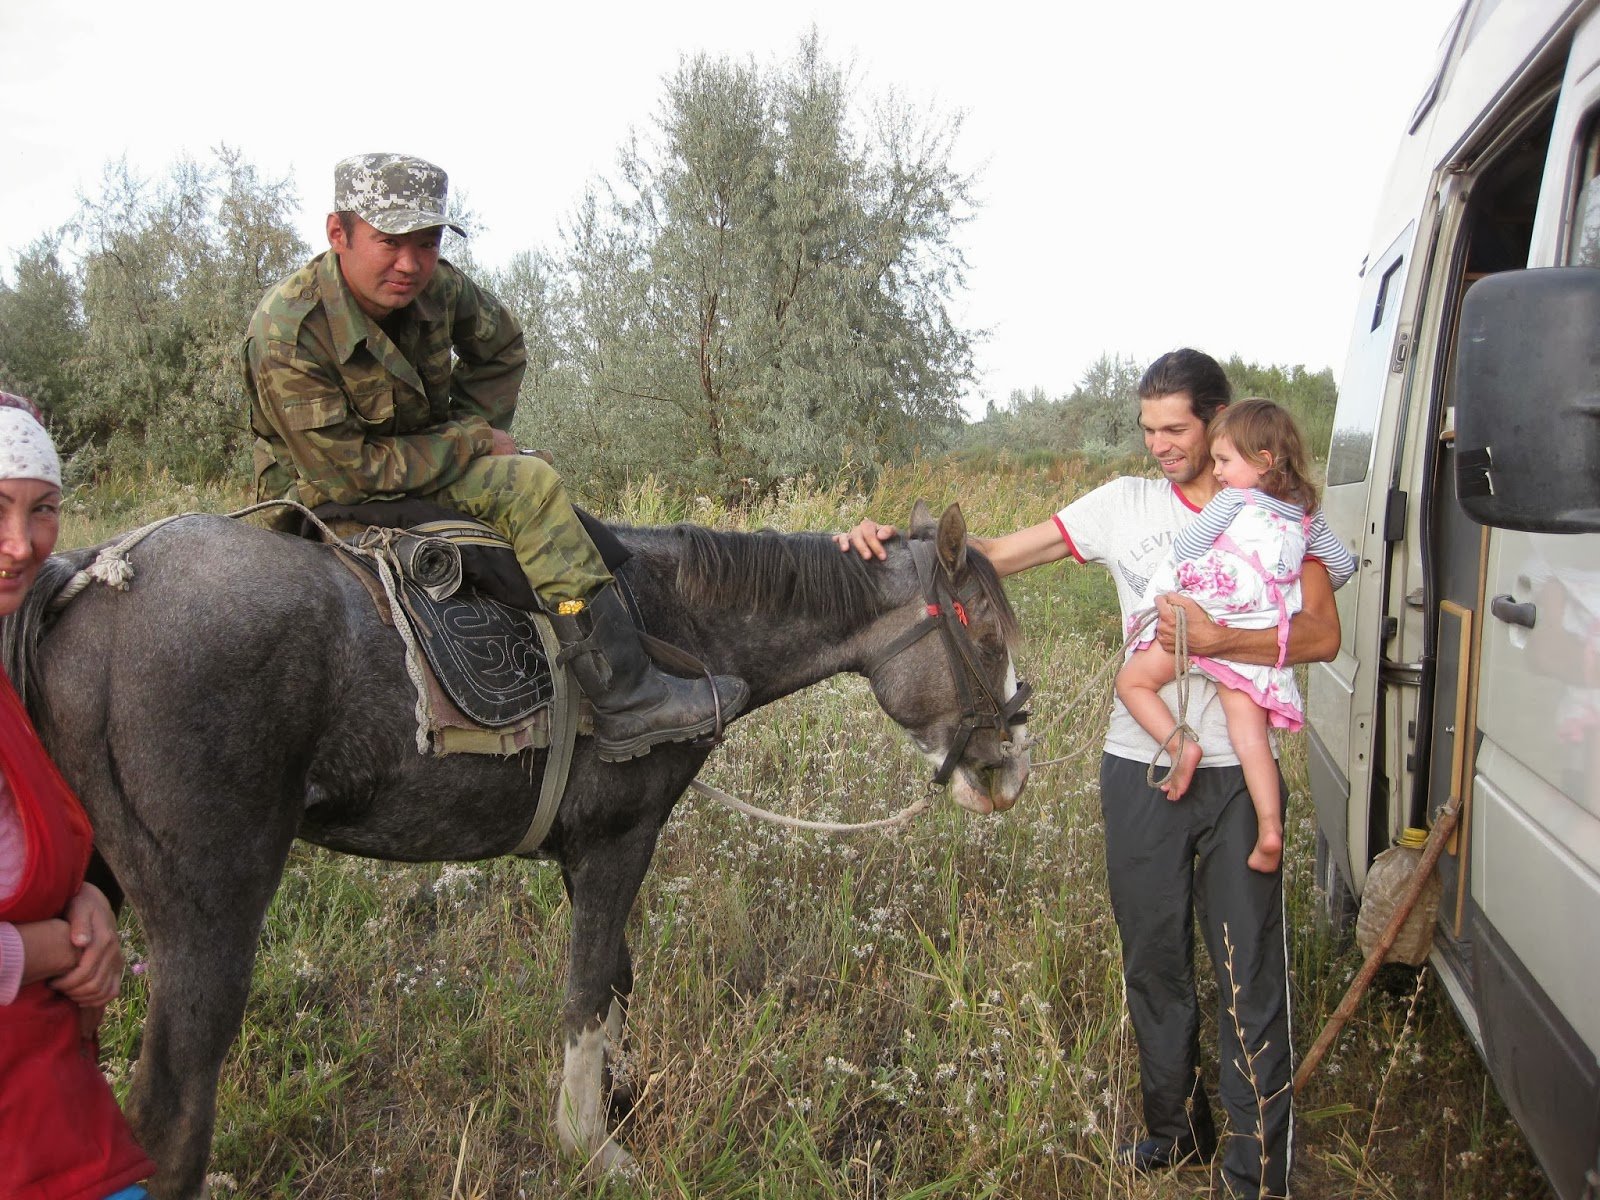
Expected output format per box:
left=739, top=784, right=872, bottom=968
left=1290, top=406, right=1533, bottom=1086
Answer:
left=1130, top=488, right=1355, bottom=730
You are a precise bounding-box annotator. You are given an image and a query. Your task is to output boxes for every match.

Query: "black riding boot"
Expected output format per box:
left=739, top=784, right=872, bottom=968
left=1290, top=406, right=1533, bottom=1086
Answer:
left=552, top=585, right=749, bottom=762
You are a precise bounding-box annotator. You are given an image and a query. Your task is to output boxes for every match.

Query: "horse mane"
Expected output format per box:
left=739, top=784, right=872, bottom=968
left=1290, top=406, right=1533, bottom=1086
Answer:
left=666, top=525, right=884, bottom=628
left=662, top=524, right=1021, bottom=649
left=0, top=549, right=97, bottom=709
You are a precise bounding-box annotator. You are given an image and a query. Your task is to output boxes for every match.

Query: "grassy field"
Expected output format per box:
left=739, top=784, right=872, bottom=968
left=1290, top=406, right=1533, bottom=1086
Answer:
left=67, top=458, right=1550, bottom=1199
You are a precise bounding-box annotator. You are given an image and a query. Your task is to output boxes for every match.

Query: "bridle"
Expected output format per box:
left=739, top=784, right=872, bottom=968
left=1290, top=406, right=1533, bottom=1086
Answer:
left=859, top=539, right=1032, bottom=786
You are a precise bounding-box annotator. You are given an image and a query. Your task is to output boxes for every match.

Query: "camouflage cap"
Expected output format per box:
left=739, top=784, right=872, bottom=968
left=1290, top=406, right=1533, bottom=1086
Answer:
left=333, top=153, right=466, bottom=237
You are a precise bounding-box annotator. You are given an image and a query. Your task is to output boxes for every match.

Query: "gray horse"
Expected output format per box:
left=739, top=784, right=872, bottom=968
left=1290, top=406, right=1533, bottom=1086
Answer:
left=3, top=501, right=1028, bottom=1197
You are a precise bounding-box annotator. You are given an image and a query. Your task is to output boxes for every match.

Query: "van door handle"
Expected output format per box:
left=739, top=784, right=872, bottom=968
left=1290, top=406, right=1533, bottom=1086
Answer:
left=1490, top=594, right=1537, bottom=628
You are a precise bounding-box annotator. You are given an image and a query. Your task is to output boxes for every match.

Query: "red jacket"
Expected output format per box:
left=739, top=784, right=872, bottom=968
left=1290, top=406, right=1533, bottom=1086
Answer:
left=0, top=671, right=152, bottom=1200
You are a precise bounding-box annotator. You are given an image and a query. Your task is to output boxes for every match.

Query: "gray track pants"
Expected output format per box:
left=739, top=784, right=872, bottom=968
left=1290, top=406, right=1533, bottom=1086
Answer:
left=1099, top=753, right=1293, bottom=1198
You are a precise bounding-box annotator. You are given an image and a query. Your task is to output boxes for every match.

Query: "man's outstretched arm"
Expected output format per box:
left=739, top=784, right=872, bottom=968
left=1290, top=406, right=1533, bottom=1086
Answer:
left=837, top=517, right=1072, bottom=579
left=973, top=520, right=1075, bottom=578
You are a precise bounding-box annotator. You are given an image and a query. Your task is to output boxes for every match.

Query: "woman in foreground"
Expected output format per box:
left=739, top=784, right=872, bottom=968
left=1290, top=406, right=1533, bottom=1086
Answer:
left=0, top=395, right=153, bottom=1200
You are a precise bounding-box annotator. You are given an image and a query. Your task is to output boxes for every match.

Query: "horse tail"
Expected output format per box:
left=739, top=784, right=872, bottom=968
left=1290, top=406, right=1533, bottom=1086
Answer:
left=0, top=548, right=99, bottom=710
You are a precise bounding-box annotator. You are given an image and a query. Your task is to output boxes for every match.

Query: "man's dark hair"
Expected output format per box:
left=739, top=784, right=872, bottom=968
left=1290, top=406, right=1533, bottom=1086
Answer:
left=1138, top=348, right=1232, bottom=424
left=335, top=211, right=357, bottom=239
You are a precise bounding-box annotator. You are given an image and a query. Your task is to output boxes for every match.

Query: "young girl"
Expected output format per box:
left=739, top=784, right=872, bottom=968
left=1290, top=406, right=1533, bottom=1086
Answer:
left=1115, top=398, right=1356, bottom=872
left=0, top=396, right=154, bottom=1199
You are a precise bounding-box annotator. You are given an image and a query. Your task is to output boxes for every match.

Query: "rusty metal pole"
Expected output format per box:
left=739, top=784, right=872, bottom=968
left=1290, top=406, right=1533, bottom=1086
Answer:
left=1294, top=795, right=1463, bottom=1094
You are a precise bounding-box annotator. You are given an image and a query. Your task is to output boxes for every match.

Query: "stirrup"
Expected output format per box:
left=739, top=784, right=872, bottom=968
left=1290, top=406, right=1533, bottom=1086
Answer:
left=1147, top=723, right=1200, bottom=789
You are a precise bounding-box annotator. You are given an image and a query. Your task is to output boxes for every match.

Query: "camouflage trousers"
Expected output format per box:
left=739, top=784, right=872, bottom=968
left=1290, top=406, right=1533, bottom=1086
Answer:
left=425, top=454, right=611, bottom=608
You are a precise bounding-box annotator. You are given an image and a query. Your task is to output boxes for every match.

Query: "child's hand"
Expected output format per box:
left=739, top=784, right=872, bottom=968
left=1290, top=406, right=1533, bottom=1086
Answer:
left=50, top=883, right=124, bottom=1009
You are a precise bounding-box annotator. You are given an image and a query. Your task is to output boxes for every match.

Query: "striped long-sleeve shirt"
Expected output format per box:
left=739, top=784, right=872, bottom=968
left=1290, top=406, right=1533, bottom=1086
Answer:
left=1174, top=488, right=1356, bottom=589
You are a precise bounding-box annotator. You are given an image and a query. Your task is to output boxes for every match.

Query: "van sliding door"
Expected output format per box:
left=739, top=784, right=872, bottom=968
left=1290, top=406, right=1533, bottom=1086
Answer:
left=1462, top=15, right=1600, bottom=1195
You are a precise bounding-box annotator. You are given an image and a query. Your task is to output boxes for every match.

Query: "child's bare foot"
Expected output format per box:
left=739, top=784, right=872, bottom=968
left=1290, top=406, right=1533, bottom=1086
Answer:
left=1162, top=739, right=1203, bottom=801
left=1248, top=820, right=1283, bottom=872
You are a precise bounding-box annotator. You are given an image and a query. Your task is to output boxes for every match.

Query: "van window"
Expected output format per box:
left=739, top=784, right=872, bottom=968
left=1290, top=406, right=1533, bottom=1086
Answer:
left=1567, top=116, right=1600, bottom=267
left=1409, top=5, right=1467, bottom=134
left=1371, top=257, right=1405, bottom=331
left=1328, top=228, right=1412, bottom=487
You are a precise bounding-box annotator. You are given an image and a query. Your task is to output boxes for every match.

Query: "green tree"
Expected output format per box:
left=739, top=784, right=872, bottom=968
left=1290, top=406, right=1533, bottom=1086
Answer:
left=484, top=249, right=571, bottom=444
left=1223, top=356, right=1338, bottom=461
left=546, top=33, right=979, bottom=497
left=955, top=354, right=1145, bottom=462
left=1061, top=352, right=1145, bottom=455
left=0, top=233, right=84, bottom=415
left=954, top=386, right=1073, bottom=461
left=440, top=188, right=484, bottom=275
left=67, top=147, right=307, bottom=477
left=957, top=352, right=1340, bottom=467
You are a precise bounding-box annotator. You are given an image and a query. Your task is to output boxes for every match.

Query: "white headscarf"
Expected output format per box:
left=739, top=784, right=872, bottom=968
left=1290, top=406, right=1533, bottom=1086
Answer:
left=0, top=406, right=61, bottom=488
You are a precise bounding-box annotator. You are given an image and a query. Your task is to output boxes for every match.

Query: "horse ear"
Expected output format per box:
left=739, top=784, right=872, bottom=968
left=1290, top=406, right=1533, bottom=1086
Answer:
left=908, top=499, right=937, bottom=540
left=936, top=503, right=968, bottom=576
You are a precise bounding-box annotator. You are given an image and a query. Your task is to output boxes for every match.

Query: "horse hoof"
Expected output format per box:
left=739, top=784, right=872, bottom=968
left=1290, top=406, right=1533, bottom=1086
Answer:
left=581, top=1138, right=637, bottom=1179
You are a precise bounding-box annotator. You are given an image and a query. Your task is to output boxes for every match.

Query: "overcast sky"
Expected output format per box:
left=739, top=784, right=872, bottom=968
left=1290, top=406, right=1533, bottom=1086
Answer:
left=1, top=0, right=1462, bottom=414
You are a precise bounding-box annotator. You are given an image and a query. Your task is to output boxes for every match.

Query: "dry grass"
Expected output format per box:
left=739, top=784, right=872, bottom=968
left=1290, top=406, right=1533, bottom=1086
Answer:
left=71, top=457, right=1549, bottom=1198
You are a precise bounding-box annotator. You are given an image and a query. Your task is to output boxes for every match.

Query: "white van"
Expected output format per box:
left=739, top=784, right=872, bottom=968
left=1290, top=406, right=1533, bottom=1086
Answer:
left=1307, top=3, right=1600, bottom=1196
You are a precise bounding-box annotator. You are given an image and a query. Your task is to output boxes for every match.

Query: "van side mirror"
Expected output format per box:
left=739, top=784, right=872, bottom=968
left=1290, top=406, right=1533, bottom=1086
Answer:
left=1454, top=267, right=1600, bottom=532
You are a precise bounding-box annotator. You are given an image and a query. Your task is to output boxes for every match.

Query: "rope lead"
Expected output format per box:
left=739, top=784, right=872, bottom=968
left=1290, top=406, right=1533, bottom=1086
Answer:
left=1146, top=605, right=1196, bottom=790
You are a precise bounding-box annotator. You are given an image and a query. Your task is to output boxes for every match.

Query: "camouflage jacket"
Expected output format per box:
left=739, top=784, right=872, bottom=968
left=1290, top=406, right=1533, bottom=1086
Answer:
left=243, top=251, right=525, bottom=507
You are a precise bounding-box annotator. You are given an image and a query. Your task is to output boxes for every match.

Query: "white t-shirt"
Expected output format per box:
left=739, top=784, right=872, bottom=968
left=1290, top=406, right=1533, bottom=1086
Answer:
left=1055, top=476, right=1248, bottom=767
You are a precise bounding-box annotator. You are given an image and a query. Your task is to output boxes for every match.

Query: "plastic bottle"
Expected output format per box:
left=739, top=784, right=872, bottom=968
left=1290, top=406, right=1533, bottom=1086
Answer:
left=1355, top=826, right=1442, bottom=966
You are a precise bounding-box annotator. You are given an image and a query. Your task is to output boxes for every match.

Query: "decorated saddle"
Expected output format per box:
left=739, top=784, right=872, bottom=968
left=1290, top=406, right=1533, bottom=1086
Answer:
left=308, top=498, right=633, bottom=756
left=334, top=518, right=549, bottom=727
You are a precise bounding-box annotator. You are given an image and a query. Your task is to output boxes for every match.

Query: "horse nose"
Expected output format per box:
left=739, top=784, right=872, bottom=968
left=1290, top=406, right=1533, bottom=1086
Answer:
left=967, top=731, right=1016, bottom=770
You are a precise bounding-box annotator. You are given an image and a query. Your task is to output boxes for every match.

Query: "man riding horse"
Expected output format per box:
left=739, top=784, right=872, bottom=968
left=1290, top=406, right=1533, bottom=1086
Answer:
left=242, top=153, right=747, bottom=760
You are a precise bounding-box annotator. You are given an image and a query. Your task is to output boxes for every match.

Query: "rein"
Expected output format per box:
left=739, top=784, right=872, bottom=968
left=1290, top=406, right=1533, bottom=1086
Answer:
left=688, top=777, right=934, bottom=833
left=1023, top=604, right=1196, bottom=781
left=1144, top=605, right=1197, bottom=790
